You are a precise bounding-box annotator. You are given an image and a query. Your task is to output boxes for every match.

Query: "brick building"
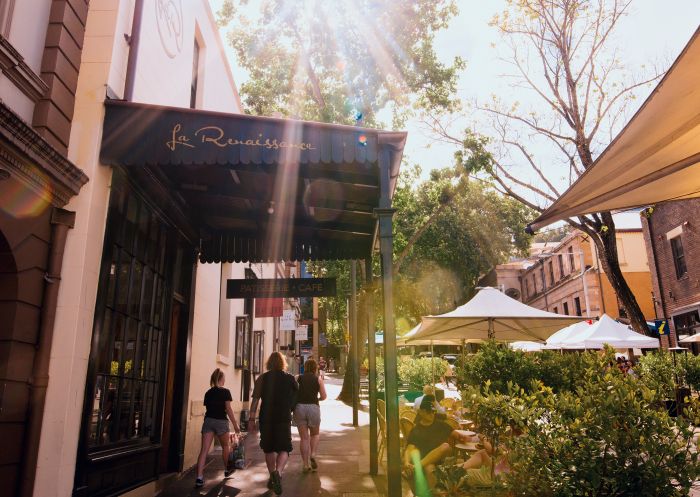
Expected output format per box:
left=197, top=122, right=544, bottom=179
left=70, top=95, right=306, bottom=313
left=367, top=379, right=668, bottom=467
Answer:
left=641, top=198, right=700, bottom=345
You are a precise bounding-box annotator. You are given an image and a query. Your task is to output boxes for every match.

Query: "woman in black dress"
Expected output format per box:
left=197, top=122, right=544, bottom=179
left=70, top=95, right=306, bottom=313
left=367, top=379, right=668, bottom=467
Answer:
left=293, top=358, right=327, bottom=472
left=250, top=352, right=298, bottom=495
left=195, top=368, right=241, bottom=487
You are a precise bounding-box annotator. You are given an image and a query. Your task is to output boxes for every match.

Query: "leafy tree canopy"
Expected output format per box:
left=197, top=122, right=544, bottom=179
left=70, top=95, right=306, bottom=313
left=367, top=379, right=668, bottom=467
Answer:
left=217, top=0, right=464, bottom=125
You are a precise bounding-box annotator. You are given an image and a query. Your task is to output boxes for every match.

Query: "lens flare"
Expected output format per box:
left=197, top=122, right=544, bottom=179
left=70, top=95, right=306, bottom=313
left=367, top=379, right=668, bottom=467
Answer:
left=358, top=134, right=368, bottom=146
left=0, top=171, right=51, bottom=218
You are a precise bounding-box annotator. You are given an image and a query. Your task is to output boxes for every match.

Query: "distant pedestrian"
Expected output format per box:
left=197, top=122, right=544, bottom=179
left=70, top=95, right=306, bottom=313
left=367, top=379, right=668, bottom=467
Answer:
left=250, top=352, right=298, bottom=495
left=195, top=369, right=241, bottom=488
left=318, top=356, right=327, bottom=378
left=328, top=357, right=336, bottom=373
left=294, top=358, right=327, bottom=473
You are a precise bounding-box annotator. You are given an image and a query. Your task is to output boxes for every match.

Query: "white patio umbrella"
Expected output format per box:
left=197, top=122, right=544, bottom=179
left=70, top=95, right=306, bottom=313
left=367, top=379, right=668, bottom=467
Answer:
left=544, top=320, right=594, bottom=349
left=510, top=341, right=546, bottom=352
left=679, top=334, right=700, bottom=344
left=555, top=314, right=660, bottom=349
left=406, top=287, right=582, bottom=344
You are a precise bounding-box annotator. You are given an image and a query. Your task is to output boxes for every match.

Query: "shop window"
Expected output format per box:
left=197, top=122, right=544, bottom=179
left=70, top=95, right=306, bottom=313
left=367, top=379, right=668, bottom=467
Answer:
left=548, top=261, right=554, bottom=286
left=574, top=297, right=582, bottom=316
left=252, top=330, right=264, bottom=374
left=234, top=316, right=249, bottom=369
left=190, top=37, right=201, bottom=108
left=568, top=246, right=575, bottom=273
left=87, top=182, right=171, bottom=448
left=557, top=254, right=564, bottom=279
left=670, top=236, right=687, bottom=278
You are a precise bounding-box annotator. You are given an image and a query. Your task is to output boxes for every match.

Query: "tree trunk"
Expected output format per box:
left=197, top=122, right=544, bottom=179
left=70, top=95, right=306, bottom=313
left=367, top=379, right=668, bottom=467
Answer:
left=337, top=281, right=373, bottom=404
left=580, top=212, right=649, bottom=335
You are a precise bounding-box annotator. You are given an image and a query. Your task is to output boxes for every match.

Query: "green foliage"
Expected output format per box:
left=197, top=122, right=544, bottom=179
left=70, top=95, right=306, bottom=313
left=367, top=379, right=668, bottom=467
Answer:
left=636, top=351, right=685, bottom=399
left=217, top=0, right=464, bottom=124
left=307, top=260, right=350, bottom=346
left=685, top=354, right=700, bottom=393
left=458, top=341, right=537, bottom=394
left=392, top=167, right=535, bottom=324
left=504, top=350, right=700, bottom=497
left=397, top=356, right=449, bottom=391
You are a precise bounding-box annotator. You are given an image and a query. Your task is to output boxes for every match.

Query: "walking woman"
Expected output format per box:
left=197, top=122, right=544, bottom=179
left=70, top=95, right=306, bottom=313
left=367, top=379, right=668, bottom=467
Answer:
left=250, top=352, right=298, bottom=495
left=294, top=358, right=327, bottom=472
left=195, top=368, right=241, bottom=488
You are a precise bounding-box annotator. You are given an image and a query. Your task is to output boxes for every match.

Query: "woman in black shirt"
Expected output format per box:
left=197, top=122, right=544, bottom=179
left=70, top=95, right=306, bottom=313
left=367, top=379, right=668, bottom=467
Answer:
left=195, top=368, right=241, bottom=488
left=293, top=358, right=327, bottom=472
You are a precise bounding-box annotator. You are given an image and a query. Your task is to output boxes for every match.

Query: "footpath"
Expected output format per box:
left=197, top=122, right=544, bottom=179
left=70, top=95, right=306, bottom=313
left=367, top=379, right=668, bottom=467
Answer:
left=159, top=373, right=393, bottom=497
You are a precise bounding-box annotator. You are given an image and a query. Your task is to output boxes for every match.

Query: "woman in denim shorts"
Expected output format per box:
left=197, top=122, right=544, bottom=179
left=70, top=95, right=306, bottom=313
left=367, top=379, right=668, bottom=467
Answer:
left=293, top=358, right=327, bottom=472
left=195, top=368, right=241, bottom=487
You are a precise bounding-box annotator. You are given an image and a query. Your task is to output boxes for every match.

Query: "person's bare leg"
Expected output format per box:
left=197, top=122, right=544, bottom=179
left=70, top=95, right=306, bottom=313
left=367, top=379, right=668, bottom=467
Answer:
left=265, top=452, right=278, bottom=473
left=309, top=425, right=320, bottom=459
left=276, top=451, right=289, bottom=474
left=420, top=442, right=451, bottom=468
left=196, top=432, right=215, bottom=478
left=462, top=449, right=492, bottom=470
left=218, top=433, right=231, bottom=471
left=297, top=424, right=310, bottom=468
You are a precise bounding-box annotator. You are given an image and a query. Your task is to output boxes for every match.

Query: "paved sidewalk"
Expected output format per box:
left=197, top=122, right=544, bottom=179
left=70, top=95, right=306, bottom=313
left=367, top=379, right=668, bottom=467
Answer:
left=160, top=374, right=393, bottom=497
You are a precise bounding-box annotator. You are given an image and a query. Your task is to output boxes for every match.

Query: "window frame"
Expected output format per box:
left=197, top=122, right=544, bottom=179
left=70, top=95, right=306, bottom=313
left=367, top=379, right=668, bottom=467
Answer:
left=670, top=235, right=687, bottom=279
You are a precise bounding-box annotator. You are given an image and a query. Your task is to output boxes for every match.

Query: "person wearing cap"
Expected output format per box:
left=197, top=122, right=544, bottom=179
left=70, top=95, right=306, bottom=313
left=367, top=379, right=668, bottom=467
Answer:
left=413, top=386, right=446, bottom=414
left=403, top=394, right=468, bottom=488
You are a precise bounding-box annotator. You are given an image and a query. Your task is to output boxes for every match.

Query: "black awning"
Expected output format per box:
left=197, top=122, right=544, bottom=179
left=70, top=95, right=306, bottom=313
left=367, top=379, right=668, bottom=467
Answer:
left=100, top=100, right=406, bottom=263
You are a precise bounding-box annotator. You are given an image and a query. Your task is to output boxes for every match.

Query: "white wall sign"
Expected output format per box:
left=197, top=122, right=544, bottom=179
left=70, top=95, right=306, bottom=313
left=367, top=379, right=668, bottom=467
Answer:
left=280, top=309, right=296, bottom=331
left=295, top=325, right=308, bottom=341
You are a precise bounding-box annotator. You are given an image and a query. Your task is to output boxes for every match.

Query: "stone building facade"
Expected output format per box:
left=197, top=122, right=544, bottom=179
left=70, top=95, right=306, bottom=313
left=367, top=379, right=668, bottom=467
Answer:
left=488, top=225, right=655, bottom=325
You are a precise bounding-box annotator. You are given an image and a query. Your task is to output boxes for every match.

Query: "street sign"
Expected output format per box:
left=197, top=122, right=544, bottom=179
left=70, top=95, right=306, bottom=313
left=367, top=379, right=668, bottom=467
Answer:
left=255, top=298, right=283, bottom=317
left=280, top=309, right=296, bottom=331
left=295, top=325, right=309, bottom=341
left=226, top=278, right=336, bottom=298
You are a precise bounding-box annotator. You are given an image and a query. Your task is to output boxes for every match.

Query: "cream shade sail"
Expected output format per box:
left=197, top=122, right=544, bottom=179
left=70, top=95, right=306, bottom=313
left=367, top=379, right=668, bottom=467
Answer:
left=530, top=27, right=700, bottom=231
left=406, top=287, right=581, bottom=343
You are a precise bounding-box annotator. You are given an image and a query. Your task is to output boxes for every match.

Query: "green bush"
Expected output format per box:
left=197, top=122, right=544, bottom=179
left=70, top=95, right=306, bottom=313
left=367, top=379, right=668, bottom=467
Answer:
left=636, top=351, right=684, bottom=399
left=457, top=341, right=537, bottom=393
left=504, top=349, right=700, bottom=496
left=684, top=354, right=700, bottom=393
left=397, top=356, right=449, bottom=390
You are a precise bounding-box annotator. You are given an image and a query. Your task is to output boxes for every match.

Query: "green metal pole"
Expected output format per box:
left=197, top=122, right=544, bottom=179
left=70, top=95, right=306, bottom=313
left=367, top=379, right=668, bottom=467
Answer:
left=366, top=260, right=378, bottom=475
left=351, top=260, right=359, bottom=427
left=375, top=206, right=399, bottom=497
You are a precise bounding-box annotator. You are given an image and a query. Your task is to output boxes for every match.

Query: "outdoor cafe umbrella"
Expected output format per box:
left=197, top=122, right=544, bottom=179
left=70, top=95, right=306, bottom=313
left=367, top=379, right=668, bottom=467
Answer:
left=544, top=320, right=594, bottom=349
left=552, top=314, right=660, bottom=349
left=679, top=334, right=700, bottom=344
left=406, top=287, right=581, bottom=344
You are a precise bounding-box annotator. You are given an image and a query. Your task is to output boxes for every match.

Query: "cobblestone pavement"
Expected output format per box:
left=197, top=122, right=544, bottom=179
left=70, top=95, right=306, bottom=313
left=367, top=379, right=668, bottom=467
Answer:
left=159, top=373, right=400, bottom=497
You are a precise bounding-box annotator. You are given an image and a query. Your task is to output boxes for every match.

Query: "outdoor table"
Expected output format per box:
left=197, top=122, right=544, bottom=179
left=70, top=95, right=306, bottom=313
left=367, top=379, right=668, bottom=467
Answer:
left=455, top=429, right=476, bottom=438
left=458, top=419, right=474, bottom=429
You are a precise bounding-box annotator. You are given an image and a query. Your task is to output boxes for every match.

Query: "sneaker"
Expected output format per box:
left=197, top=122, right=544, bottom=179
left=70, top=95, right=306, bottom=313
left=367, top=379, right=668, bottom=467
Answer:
left=224, top=467, right=234, bottom=477
left=310, top=457, right=318, bottom=471
left=271, top=470, right=282, bottom=495
left=195, top=477, right=204, bottom=488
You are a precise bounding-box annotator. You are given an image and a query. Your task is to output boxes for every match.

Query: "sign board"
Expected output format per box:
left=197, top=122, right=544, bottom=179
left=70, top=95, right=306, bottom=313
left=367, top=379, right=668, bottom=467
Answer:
left=295, top=325, right=309, bottom=341
left=656, top=319, right=668, bottom=336
left=226, top=278, right=336, bottom=299
left=255, top=298, right=283, bottom=317
left=280, top=310, right=297, bottom=331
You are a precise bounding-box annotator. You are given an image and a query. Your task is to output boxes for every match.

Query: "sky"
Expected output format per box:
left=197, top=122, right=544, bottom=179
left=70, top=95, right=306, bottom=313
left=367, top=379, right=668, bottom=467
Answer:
left=211, top=1, right=700, bottom=186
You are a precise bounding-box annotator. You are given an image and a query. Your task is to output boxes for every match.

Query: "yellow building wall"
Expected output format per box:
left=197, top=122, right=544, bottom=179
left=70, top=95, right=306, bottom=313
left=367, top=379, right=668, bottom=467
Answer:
left=600, top=271, right=655, bottom=321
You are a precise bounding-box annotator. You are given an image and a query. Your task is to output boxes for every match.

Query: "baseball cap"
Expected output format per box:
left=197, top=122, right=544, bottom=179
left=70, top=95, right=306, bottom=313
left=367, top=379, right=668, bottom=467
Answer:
left=419, top=394, right=436, bottom=412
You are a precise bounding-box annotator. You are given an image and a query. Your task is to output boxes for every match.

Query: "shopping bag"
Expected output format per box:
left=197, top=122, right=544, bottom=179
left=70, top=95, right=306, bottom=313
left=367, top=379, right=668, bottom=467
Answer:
left=229, top=434, right=246, bottom=469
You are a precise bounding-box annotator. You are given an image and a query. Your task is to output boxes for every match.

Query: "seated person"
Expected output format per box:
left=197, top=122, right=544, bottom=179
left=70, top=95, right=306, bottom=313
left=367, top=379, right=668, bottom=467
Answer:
left=413, top=386, right=445, bottom=414
left=459, top=426, right=518, bottom=487
left=403, top=395, right=469, bottom=489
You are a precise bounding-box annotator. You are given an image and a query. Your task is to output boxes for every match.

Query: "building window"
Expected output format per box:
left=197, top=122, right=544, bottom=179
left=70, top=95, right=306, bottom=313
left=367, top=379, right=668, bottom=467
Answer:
left=525, top=279, right=530, bottom=297
left=86, top=181, right=171, bottom=448
left=557, top=254, right=564, bottom=279
left=532, top=274, right=537, bottom=293
left=548, top=261, right=554, bottom=286
left=563, top=302, right=569, bottom=315
left=553, top=306, right=558, bottom=314
left=234, top=316, right=249, bottom=369
left=190, top=38, right=200, bottom=108
left=568, top=246, right=575, bottom=273
left=252, top=330, right=264, bottom=374
left=574, top=297, right=582, bottom=316
left=670, top=236, right=687, bottom=278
